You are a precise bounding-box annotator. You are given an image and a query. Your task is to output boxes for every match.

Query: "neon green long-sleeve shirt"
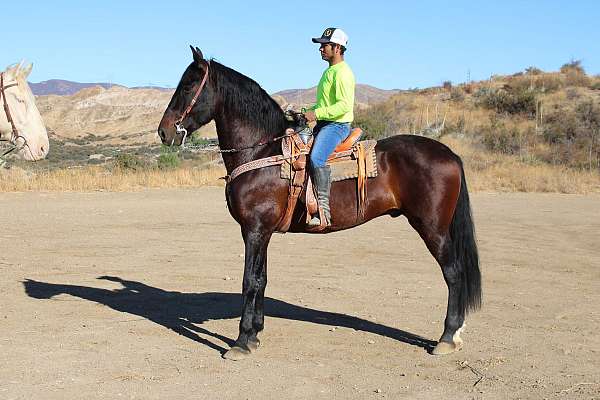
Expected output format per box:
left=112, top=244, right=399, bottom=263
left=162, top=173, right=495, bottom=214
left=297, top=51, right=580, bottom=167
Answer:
left=311, top=61, right=355, bottom=123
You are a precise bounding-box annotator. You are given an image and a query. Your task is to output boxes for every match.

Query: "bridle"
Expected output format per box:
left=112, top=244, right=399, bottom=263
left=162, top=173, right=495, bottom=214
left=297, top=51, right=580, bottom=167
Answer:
left=173, top=61, right=210, bottom=146
left=0, top=72, right=32, bottom=161
left=170, top=61, right=297, bottom=154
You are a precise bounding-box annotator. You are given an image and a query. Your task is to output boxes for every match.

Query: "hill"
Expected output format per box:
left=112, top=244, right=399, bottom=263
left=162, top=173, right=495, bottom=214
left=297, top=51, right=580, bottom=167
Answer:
left=30, top=80, right=126, bottom=96
left=35, top=86, right=176, bottom=144
left=273, top=84, right=400, bottom=109
left=29, top=79, right=173, bottom=96
left=34, top=83, right=398, bottom=145
left=353, top=62, right=600, bottom=172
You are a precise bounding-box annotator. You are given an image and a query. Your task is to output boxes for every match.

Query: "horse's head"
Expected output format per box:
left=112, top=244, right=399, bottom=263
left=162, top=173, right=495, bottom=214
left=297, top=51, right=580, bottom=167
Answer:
left=0, top=62, right=49, bottom=161
left=158, top=46, right=216, bottom=146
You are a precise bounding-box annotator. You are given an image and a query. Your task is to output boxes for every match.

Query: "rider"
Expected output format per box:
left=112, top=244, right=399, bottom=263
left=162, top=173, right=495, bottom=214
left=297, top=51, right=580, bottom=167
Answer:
left=303, top=27, right=356, bottom=228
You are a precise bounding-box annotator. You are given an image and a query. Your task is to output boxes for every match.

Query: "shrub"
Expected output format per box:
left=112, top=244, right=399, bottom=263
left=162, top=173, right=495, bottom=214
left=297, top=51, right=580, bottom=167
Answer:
left=114, top=153, right=147, bottom=171
left=476, top=87, right=537, bottom=117
left=525, top=66, right=543, bottom=75
left=450, top=87, right=465, bottom=102
left=157, top=146, right=181, bottom=169
left=536, top=74, right=563, bottom=92
left=354, top=104, right=397, bottom=139
left=480, top=116, right=524, bottom=155
left=560, top=59, right=585, bottom=74
left=564, top=70, right=591, bottom=87
left=541, top=100, right=600, bottom=169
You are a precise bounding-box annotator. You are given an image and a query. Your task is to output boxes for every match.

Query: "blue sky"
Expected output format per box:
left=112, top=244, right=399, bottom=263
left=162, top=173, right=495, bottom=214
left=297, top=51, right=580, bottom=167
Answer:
left=3, top=0, right=599, bottom=93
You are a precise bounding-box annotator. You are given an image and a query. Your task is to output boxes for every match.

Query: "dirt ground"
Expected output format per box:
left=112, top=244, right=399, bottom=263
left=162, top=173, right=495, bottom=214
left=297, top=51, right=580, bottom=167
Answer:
left=1, top=188, right=598, bottom=399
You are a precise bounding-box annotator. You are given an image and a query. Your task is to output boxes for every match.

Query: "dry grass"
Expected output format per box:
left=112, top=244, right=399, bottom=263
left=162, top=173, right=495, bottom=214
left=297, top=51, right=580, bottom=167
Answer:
left=443, top=137, right=600, bottom=194
left=0, top=165, right=226, bottom=192
left=1, top=138, right=598, bottom=194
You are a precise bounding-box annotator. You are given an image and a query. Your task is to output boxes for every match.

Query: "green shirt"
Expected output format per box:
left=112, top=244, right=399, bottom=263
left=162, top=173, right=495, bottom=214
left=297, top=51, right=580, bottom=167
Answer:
left=312, top=61, right=355, bottom=123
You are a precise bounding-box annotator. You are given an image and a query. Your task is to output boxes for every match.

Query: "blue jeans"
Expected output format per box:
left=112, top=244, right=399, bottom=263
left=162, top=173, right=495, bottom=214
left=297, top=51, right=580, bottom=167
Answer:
left=310, top=121, right=351, bottom=168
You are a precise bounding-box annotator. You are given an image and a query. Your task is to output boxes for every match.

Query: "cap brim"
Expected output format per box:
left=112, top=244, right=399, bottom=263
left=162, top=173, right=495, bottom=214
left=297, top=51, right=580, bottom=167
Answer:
left=312, top=38, right=329, bottom=43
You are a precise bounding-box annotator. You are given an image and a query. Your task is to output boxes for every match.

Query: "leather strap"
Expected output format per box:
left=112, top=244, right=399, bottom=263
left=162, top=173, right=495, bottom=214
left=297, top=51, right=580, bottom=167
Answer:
left=175, top=62, right=210, bottom=126
left=0, top=73, right=20, bottom=142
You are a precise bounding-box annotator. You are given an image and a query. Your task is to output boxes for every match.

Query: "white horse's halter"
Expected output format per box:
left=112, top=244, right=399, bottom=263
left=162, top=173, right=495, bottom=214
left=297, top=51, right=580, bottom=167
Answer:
left=0, top=72, right=33, bottom=163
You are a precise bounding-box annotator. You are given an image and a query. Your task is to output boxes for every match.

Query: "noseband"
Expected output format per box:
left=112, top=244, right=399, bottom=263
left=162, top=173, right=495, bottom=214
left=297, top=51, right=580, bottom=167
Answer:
left=0, top=72, right=30, bottom=161
left=173, top=62, right=210, bottom=146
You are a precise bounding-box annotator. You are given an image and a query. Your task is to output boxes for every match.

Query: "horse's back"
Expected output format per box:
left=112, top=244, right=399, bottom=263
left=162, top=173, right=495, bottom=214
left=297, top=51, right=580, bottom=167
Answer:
left=375, top=134, right=461, bottom=166
left=371, top=134, right=463, bottom=220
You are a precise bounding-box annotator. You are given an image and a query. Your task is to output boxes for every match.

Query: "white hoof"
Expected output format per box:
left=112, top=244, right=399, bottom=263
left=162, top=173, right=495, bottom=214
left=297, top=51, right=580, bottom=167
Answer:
left=432, top=341, right=457, bottom=355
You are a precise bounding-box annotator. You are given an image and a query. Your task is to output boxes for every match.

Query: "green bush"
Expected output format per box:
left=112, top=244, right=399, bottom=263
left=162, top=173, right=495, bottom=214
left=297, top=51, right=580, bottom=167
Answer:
left=157, top=146, right=181, bottom=169
left=189, top=132, right=215, bottom=147
left=560, top=59, right=585, bottom=74
left=480, top=117, right=523, bottom=154
left=114, top=153, right=147, bottom=171
left=525, top=66, right=543, bottom=75
left=476, top=87, right=537, bottom=117
left=541, top=100, right=600, bottom=169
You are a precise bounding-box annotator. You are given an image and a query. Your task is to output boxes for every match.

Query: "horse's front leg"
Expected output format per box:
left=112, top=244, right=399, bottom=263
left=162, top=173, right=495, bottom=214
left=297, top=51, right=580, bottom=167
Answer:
left=223, top=227, right=272, bottom=360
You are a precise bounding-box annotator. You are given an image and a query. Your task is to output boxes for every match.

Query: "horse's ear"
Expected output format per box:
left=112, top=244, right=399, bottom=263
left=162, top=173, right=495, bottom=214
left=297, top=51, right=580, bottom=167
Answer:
left=21, top=63, right=33, bottom=79
left=14, top=60, right=24, bottom=75
left=5, top=63, right=18, bottom=80
left=190, top=45, right=205, bottom=66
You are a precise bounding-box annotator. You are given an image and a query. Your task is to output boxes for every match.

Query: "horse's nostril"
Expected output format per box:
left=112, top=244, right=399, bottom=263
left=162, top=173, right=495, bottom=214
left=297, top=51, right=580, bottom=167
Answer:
left=158, top=128, right=166, bottom=141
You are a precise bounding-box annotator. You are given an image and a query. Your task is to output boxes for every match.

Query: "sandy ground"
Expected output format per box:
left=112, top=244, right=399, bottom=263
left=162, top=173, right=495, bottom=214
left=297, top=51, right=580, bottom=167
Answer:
left=1, top=188, right=599, bottom=400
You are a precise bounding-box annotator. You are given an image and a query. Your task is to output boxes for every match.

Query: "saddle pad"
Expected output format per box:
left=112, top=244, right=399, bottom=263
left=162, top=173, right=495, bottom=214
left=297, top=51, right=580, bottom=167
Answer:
left=280, top=140, right=378, bottom=182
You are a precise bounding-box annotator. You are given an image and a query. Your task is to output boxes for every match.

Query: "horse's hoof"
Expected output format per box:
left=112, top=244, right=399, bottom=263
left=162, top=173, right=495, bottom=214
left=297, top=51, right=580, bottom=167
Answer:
left=222, top=346, right=251, bottom=361
left=247, top=338, right=260, bottom=351
left=431, top=341, right=457, bottom=355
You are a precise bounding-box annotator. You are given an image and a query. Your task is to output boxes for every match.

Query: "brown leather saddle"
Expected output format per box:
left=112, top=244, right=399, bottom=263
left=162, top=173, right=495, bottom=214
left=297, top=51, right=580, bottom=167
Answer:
left=277, top=127, right=374, bottom=233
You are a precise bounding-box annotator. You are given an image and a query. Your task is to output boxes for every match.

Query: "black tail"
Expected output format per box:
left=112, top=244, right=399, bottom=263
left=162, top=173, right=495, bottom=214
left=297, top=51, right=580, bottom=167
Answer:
left=450, top=161, right=482, bottom=314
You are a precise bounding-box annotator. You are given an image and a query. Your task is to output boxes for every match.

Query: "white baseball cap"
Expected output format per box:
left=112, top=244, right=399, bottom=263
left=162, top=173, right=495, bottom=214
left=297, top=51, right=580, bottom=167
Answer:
left=312, top=27, right=348, bottom=47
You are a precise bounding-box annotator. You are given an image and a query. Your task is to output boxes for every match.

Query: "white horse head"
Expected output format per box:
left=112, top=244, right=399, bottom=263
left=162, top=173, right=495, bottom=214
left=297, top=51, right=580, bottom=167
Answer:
left=1, top=62, right=49, bottom=161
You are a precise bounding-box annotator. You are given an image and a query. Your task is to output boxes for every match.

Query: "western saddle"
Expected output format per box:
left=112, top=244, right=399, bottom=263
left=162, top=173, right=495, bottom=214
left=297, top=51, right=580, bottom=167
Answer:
left=225, top=112, right=373, bottom=233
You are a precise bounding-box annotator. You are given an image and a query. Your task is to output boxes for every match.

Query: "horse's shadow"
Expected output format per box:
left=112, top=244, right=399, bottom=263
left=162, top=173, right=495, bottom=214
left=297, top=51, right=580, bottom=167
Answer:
left=23, top=276, right=436, bottom=354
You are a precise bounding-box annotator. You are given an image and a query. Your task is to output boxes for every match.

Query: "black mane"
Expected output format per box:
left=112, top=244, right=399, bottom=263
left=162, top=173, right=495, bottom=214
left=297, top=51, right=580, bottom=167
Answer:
left=209, top=60, right=287, bottom=136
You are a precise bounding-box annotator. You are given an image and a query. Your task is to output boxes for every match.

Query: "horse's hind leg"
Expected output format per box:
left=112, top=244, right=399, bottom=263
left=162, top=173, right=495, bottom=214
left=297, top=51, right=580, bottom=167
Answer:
left=407, top=219, right=466, bottom=355
left=223, top=227, right=272, bottom=361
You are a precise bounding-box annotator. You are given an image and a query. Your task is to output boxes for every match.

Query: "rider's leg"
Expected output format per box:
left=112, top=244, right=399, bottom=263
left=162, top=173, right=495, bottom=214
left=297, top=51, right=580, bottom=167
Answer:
left=308, top=122, right=350, bottom=227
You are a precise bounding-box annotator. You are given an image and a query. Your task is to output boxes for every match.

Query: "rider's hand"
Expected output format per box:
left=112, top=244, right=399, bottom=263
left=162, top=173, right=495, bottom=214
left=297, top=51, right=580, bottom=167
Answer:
left=303, top=110, right=317, bottom=123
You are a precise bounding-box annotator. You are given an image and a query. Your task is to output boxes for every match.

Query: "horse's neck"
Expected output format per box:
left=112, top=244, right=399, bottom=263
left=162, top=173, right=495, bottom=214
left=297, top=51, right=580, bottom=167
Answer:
left=214, top=114, right=283, bottom=174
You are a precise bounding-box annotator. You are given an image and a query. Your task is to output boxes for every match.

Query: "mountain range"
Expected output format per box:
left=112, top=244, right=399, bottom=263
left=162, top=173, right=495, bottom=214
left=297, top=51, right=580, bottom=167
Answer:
left=31, top=79, right=400, bottom=144
left=30, top=79, right=399, bottom=107
left=29, top=79, right=172, bottom=96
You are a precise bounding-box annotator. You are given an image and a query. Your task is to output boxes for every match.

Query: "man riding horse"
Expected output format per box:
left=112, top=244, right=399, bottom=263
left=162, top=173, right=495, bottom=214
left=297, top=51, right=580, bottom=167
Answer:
left=303, top=27, right=355, bottom=228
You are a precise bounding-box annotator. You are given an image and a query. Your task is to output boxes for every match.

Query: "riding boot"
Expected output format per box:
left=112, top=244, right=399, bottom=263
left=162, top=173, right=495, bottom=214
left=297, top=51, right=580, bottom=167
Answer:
left=308, top=165, right=332, bottom=227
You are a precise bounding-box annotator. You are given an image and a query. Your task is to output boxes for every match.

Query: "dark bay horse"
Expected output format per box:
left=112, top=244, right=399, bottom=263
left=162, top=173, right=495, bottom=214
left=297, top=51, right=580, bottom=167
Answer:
left=158, top=46, right=481, bottom=360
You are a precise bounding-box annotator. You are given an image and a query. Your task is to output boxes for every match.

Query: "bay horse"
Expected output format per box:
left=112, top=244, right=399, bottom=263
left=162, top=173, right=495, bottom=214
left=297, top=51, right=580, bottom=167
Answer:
left=158, top=46, right=481, bottom=360
left=0, top=62, right=49, bottom=161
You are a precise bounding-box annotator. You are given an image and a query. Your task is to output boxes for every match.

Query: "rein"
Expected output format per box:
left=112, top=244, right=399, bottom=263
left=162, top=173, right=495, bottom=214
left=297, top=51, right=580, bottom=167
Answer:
left=184, top=131, right=296, bottom=153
